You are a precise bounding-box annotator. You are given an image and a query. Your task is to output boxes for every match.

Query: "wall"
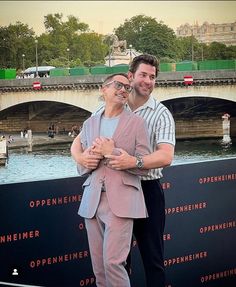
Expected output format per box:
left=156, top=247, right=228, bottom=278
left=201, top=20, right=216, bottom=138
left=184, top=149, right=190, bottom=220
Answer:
left=175, top=118, right=223, bottom=139
left=1, top=114, right=235, bottom=140
left=0, top=159, right=236, bottom=287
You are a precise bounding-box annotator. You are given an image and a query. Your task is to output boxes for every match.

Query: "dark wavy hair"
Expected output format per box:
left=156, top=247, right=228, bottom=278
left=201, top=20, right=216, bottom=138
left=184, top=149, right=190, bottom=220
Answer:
left=129, top=54, right=159, bottom=77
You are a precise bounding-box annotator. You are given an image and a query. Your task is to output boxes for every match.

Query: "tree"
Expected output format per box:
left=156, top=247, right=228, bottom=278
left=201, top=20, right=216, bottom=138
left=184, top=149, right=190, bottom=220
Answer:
left=174, top=36, right=200, bottom=62
left=207, top=42, right=228, bottom=59
left=138, top=21, right=177, bottom=59
left=44, top=13, right=88, bottom=35
left=0, top=22, right=35, bottom=70
left=0, top=14, right=108, bottom=70
left=175, top=38, right=236, bottom=61
left=39, top=13, right=90, bottom=65
left=40, top=14, right=108, bottom=66
left=73, top=33, right=108, bottom=64
left=114, top=15, right=177, bottom=59
left=46, top=56, right=68, bottom=68
left=224, top=45, right=236, bottom=59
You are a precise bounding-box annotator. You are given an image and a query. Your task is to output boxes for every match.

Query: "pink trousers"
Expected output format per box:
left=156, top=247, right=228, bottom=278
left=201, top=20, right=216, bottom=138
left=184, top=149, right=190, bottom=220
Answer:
left=85, top=192, right=133, bottom=287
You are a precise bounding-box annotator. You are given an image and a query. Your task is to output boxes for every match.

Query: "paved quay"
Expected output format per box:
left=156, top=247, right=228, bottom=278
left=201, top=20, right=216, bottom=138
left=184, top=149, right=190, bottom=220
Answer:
left=4, top=133, right=74, bottom=150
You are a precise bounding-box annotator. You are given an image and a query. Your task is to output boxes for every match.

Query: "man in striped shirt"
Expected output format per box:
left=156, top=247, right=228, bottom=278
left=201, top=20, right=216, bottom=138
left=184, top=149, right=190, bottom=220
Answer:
left=104, top=54, right=175, bottom=287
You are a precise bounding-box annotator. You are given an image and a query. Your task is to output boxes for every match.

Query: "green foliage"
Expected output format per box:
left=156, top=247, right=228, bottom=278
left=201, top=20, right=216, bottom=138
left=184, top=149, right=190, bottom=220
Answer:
left=73, top=33, right=108, bottom=63
left=114, top=15, right=177, bottom=59
left=207, top=42, right=229, bottom=59
left=0, top=13, right=235, bottom=71
left=114, top=14, right=236, bottom=62
left=83, top=60, right=105, bottom=67
left=69, top=58, right=83, bottom=68
left=160, top=57, right=176, bottom=63
left=224, top=45, right=236, bottom=59
left=0, top=22, right=35, bottom=69
left=44, top=57, right=68, bottom=68
left=0, top=14, right=105, bottom=70
left=39, top=15, right=107, bottom=68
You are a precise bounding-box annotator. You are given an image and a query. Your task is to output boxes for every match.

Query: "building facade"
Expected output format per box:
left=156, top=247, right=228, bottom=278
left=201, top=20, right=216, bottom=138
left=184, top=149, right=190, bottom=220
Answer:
left=176, top=21, right=236, bottom=46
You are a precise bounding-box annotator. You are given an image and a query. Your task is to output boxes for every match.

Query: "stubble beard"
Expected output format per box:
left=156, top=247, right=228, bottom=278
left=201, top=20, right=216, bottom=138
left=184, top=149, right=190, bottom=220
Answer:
left=133, top=84, right=152, bottom=99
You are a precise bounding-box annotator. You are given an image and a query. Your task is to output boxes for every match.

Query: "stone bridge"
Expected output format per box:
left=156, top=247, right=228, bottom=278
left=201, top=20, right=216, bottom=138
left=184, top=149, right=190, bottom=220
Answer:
left=0, top=70, right=236, bottom=138
left=0, top=84, right=236, bottom=113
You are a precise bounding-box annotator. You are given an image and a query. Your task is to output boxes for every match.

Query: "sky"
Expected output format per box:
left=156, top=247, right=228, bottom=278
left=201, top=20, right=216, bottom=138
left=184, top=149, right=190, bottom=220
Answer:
left=0, top=1, right=236, bottom=36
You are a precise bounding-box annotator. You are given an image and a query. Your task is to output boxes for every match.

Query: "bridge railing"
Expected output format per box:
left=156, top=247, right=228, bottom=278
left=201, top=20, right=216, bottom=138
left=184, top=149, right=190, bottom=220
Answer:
left=0, top=70, right=235, bottom=92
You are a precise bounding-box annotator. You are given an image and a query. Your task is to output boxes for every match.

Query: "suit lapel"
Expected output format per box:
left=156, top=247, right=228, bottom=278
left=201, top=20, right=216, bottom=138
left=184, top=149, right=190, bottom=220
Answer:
left=112, top=110, right=131, bottom=141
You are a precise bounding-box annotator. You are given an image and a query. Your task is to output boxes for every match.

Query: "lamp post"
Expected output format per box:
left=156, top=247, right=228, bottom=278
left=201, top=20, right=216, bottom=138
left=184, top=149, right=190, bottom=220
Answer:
left=107, top=34, right=112, bottom=67
left=22, top=54, right=25, bottom=72
left=129, top=44, right=132, bottom=63
left=35, top=39, right=39, bottom=78
left=1, top=38, right=7, bottom=67
left=66, top=48, right=70, bottom=62
left=108, top=48, right=111, bottom=67
left=191, top=32, right=194, bottom=62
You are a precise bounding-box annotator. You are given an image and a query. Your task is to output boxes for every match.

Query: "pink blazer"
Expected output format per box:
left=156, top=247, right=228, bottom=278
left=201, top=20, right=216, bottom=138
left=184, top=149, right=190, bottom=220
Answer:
left=78, top=109, right=151, bottom=219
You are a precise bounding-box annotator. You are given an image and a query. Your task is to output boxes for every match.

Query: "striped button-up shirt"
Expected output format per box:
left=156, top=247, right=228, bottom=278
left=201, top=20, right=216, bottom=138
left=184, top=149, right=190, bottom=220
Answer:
left=93, top=95, right=175, bottom=180
left=126, top=96, right=175, bottom=180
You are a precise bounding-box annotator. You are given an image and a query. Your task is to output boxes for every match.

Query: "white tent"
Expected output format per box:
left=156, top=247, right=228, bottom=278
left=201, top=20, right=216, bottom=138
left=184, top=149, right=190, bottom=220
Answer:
left=24, top=66, right=55, bottom=74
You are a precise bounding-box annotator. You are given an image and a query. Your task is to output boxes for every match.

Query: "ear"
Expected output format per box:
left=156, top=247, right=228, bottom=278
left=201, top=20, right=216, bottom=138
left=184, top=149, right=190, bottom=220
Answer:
left=100, top=86, right=105, bottom=93
left=99, top=86, right=105, bottom=101
left=128, top=71, right=133, bottom=81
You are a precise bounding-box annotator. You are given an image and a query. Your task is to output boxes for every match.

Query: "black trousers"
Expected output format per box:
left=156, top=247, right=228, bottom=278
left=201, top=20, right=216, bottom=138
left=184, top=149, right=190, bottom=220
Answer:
left=133, top=179, right=166, bottom=287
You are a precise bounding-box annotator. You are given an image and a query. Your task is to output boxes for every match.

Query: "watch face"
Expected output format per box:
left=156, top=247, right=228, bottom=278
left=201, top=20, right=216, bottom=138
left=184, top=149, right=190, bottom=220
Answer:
left=136, top=157, right=143, bottom=168
left=138, top=161, right=143, bottom=168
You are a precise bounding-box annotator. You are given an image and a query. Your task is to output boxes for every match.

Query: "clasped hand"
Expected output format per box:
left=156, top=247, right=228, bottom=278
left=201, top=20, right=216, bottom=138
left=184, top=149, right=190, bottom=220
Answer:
left=91, top=137, right=115, bottom=157
left=87, top=137, right=131, bottom=170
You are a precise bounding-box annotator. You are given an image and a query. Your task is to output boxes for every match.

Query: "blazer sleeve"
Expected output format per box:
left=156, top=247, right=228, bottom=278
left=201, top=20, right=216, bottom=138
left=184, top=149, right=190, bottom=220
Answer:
left=76, top=122, right=93, bottom=176
left=77, top=164, right=92, bottom=177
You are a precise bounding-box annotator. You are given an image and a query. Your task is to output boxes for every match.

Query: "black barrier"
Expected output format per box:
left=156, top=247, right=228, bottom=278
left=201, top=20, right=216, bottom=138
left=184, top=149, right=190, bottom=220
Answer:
left=0, top=159, right=236, bottom=287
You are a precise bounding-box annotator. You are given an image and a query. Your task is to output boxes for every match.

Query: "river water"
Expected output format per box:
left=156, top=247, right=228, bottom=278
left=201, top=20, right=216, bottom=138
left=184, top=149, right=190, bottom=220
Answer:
left=1, top=139, right=236, bottom=185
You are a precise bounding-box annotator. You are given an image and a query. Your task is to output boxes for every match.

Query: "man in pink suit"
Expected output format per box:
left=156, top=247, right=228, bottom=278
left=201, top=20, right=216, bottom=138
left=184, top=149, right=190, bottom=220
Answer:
left=73, top=54, right=176, bottom=287
left=71, top=73, right=151, bottom=287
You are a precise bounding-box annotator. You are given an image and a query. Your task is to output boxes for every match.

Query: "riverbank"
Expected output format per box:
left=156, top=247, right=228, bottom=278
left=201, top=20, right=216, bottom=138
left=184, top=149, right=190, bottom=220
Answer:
left=4, top=133, right=74, bottom=150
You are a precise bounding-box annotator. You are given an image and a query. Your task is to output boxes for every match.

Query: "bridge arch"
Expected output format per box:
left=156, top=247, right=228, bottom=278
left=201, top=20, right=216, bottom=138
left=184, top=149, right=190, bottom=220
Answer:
left=0, top=89, right=100, bottom=113
left=1, top=85, right=236, bottom=113
left=0, top=84, right=236, bottom=137
left=155, top=85, right=236, bottom=103
left=1, top=84, right=236, bottom=115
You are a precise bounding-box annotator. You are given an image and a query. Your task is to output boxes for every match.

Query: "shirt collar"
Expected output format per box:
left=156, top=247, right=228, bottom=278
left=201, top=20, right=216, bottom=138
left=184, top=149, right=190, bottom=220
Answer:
left=126, top=95, right=157, bottom=112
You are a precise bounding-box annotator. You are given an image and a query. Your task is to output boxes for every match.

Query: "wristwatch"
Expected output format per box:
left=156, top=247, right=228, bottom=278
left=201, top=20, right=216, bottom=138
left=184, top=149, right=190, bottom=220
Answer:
left=136, top=155, right=144, bottom=169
